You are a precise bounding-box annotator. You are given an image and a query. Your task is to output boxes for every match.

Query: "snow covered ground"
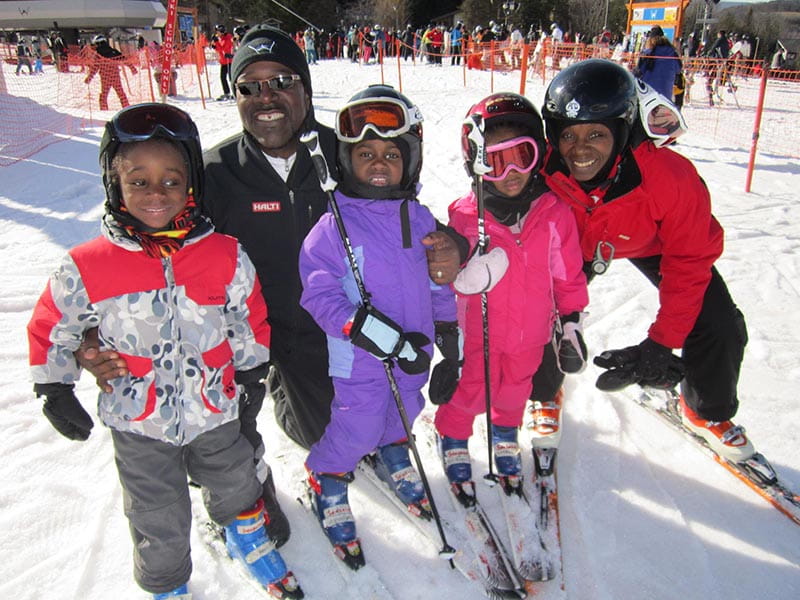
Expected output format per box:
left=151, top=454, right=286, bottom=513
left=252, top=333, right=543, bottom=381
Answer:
left=1, top=59, right=799, bottom=600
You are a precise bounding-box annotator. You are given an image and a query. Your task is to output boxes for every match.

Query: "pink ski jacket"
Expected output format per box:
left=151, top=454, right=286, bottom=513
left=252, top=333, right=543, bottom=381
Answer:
left=449, top=189, right=588, bottom=356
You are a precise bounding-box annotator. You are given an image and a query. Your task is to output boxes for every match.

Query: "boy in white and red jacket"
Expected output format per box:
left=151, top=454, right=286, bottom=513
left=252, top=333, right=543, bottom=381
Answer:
left=27, top=104, right=302, bottom=600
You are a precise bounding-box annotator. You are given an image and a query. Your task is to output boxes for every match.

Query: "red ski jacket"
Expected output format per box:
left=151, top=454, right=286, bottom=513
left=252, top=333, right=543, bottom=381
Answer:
left=544, top=141, right=723, bottom=348
left=213, top=32, right=234, bottom=65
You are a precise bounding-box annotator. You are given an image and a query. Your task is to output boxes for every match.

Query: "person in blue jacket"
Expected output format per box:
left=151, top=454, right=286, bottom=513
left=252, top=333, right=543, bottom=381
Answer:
left=636, top=26, right=682, bottom=101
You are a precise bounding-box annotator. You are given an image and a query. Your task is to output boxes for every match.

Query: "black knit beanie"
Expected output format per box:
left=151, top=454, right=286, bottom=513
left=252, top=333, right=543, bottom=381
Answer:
left=231, top=24, right=312, bottom=97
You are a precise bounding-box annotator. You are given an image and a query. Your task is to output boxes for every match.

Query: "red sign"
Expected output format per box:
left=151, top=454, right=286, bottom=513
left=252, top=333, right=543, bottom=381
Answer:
left=160, top=0, right=179, bottom=96
left=252, top=202, right=282, bottom=213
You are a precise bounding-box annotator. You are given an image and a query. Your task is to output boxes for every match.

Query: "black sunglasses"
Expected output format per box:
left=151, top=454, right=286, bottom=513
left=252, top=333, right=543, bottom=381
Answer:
left=235, top=74, right=302, bottom=96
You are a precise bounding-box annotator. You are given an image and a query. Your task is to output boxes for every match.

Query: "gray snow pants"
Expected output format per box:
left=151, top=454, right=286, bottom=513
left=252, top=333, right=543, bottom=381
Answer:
left=111, top=420, right=261, bottom=594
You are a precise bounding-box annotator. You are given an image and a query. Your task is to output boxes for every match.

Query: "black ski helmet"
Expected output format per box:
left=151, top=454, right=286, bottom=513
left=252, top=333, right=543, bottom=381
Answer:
left=335, top=84, right=423, bottom=200
left=99, top=103, right=204, bottom=226
left=542, top=58, right=638, bottom=150
left=461, top=92, right=545, bottom=178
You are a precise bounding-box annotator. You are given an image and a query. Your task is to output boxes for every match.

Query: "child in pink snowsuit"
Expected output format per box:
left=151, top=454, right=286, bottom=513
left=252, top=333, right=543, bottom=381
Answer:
left=434, top=93, right=588, bottom=497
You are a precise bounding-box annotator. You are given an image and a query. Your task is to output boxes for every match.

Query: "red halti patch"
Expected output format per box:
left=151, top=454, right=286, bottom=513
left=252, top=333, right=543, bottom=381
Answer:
left=252, top=201, right=281, bottom=213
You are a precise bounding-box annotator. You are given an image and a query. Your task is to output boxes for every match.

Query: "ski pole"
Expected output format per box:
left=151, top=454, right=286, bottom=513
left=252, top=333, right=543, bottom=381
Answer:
left=464, top=115, right=498, bottom=485
left=300, top=130, right=457, bottom=561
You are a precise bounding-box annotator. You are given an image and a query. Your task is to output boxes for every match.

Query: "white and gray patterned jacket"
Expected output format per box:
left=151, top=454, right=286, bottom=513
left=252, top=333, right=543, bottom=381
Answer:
left=28, top=221, right=270, bottom=446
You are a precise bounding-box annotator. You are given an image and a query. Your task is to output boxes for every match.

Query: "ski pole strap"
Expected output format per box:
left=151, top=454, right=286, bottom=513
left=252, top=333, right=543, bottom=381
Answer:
left=300, top=130, right=337, bottom=193
left=464, top=114, right=491, bottom=176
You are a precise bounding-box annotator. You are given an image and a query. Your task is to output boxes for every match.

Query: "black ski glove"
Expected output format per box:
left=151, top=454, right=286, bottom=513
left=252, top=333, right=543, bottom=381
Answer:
left=594, top=338, right=685, bottom=392
left=348, top=305, right=431, bottom=375
left=35, top=382, right=94, bottom=441
left=429, top=321, right=464, bottom=405
left=235, top=364, right=269, bottom=408
left=554, top=311, right=588, bottom=374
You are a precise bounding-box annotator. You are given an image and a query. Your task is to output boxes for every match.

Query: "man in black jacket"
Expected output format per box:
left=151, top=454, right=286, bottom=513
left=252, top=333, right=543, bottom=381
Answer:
left=78, top=24, right=465, bottom=548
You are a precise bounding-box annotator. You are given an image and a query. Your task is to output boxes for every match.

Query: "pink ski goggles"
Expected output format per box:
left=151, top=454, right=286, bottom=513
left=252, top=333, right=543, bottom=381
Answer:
left=483, top=136, right=540, bottom=181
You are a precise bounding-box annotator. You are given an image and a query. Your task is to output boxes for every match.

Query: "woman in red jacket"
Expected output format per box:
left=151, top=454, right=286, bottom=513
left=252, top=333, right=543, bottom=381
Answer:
left=533, top=59, right=753, bottom=463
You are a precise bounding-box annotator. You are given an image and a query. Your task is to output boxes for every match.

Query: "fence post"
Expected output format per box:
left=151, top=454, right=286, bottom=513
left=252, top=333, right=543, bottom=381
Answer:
left=519, top=42, right=529, bottom=96
left=379, top=41, right=385, bottom=84
left=490, top=40, right=495, bottom=94
left=396, top=39, right=403, bottom=93
left=193, top=42, right=206, bottom=109
left=745, top=64, right=770, bottom=193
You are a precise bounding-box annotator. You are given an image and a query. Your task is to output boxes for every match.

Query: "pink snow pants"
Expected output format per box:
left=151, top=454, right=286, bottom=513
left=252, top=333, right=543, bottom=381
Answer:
left=435, top=343, right=545, bottom=440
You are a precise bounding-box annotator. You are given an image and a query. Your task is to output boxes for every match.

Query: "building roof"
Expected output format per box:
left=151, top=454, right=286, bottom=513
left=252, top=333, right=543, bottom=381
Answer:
left=0, top=0, right=167, bottom=30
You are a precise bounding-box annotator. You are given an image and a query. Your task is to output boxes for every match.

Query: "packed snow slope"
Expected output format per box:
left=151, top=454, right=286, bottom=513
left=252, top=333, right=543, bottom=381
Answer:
left=1, top=59, right=799, bottom=600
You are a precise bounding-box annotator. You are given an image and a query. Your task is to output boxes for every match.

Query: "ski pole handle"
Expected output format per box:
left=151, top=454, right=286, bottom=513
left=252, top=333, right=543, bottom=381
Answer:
left=464, top=114, right=491, bottom=176
left=300, top=130, right=337, bottom=193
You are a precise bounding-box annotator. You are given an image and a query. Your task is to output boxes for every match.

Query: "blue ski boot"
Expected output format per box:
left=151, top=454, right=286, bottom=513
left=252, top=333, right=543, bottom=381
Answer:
left=374, top=441, right=432, bottom=520
left=153, top=584, right=191, bottom=599
left=224, top=499, right=304, bottom=598
left=492, top=424, right=523, bottom=497
left=438, top=434, right=477, bottom=508
left=308, top=470, right=365, bottom=570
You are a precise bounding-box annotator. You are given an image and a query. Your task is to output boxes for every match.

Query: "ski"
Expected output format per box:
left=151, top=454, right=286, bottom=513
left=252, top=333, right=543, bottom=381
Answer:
left=189, top=496, right=304, bottom=599
left=633, top=388, right=800, bottom=527
left=356, top=454, right=526, bottom=599
left=530, top=447, right=565, bottom=589
left=494, top=471, right=556, bottom=586
left=295, top=482, right=395, bottom=599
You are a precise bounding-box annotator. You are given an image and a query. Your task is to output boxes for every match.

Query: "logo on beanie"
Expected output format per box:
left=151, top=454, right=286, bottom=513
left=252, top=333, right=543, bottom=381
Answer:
left=565, top=98, right=580, bottom=118
left=247, top=39, right=277, bottom=54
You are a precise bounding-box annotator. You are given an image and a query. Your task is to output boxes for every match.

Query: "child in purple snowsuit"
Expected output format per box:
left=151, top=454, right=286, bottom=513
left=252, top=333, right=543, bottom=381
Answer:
left=299, top=85, right=457, bottom=565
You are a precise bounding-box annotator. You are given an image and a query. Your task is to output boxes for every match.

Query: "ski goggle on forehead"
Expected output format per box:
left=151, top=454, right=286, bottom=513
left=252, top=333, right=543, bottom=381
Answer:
left=111, top=103, right=197, bottom=142
left=336, top=97, right=423, bottom=143
left=483, top=136, right=540, bottom=182
left=636, top=80, right=687, bottom=147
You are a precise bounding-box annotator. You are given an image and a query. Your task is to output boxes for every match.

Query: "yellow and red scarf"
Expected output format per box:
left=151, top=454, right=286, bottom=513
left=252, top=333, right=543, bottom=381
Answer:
left=119, top=195, right=199, bottom=258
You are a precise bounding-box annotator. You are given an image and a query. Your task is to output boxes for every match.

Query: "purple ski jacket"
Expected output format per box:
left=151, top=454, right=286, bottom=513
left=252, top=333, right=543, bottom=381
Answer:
left=299, top=191, right=456, bottom=386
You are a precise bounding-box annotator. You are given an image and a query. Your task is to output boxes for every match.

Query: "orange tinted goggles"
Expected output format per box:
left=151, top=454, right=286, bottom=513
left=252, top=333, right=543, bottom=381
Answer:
left=336, top=98, right=423, bottom=143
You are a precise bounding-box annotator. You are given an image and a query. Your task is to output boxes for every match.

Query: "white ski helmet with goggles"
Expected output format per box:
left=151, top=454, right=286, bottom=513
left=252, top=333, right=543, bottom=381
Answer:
left=335, top=84, right=423, bottom=199
left=99, top=103, right=204, bottom=226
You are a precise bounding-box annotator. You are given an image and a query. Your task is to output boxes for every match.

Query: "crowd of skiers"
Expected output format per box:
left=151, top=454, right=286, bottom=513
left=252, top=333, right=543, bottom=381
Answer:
left=27, top=21, right=759, bottom=600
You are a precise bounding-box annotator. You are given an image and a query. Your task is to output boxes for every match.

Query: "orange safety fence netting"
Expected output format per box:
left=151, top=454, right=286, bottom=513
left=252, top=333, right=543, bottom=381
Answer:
left=2, top=38, right=799, bottom=168
left=0, top=41, right=208, bottom=167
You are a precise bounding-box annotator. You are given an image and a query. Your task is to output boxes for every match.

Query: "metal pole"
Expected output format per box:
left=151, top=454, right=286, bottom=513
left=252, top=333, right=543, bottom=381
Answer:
left=701, top=1, right=712, bottom=46
left=268, top=0, right=321, bottom=32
